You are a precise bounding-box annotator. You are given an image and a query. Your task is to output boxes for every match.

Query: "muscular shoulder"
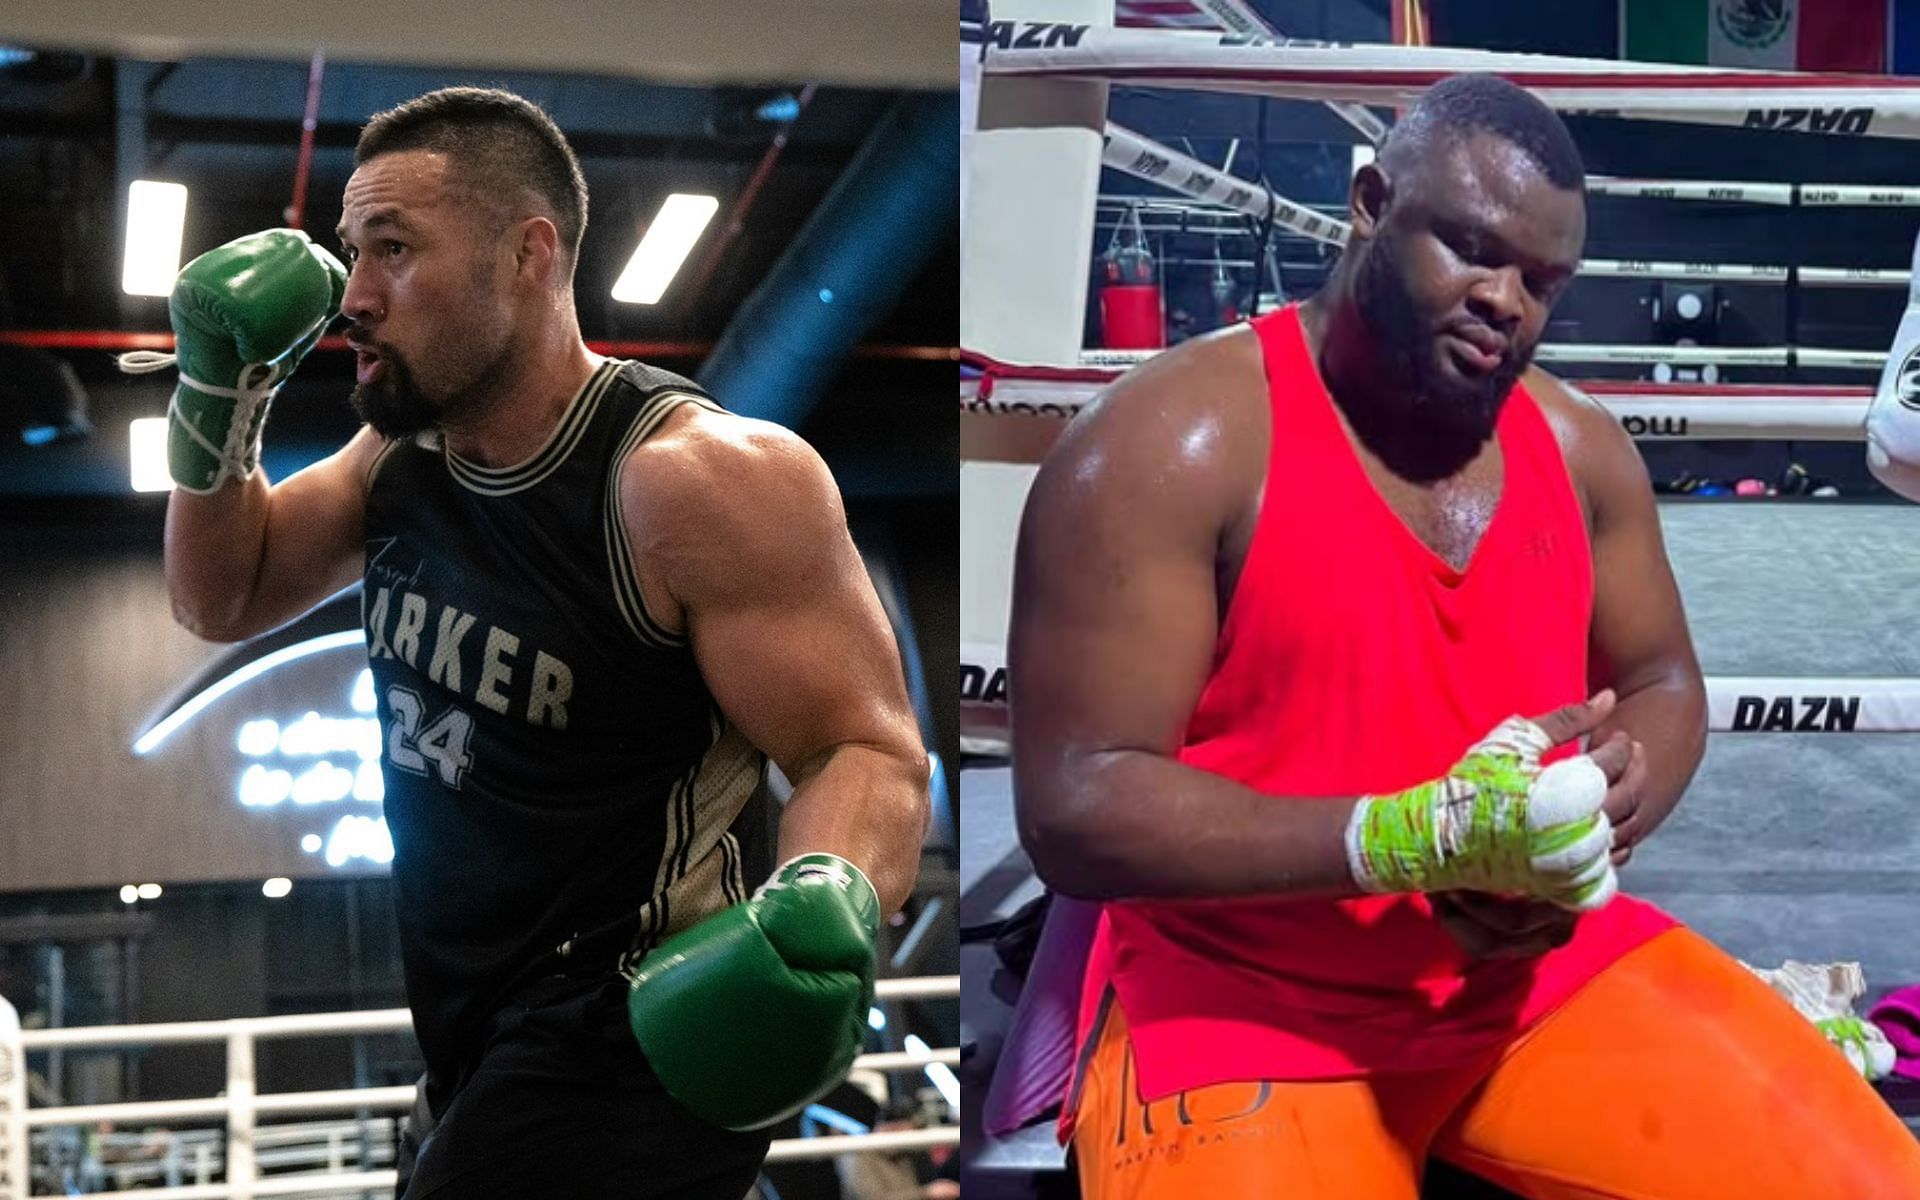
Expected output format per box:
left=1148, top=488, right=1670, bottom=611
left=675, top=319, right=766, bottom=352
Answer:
left=1035, top=324, right=1269, bottom=536
left=1080, top=323, right=1268, bottom=452
left=617, top=404, right=844, bottom=620
left=1522, top=366, right=1649, bottom=528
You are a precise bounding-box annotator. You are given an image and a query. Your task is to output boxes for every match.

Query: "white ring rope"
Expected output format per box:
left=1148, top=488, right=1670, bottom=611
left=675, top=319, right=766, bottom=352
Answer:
left=1534, top=345, right=1886, bottom=370
left=1581, top=382, right=1869, bottom=441
left=1706, top=679, right=1920, bottom=733
left=1588, top=179, right=1920, bottom=207
left=960, top=368, right=1873, bottom=445
left=1075, top=345, right=1889, bottom=371
left=1804, top=185, right=1920, bottom=207
left=1579, top=262, right=1913, bottom=288
left=1097, top=142, right=1911, bottom=293
left=1587, top=177, right=1796, bottom=205
left=0, top=977, right=960, bottom=1200
left=1579, top=260, right=1788, bottom=284
left=27, top=1129, right=969, bottom=1200
left=1103, top=122, right=1351, bottom=244
left=1095, top=171, right=1906, bottom=289
left=1169, top=0, right=1389, bottom=144
left=70, top=1173, right=403, bottom=1200
left=985, top=25, right=1920, bottom=140
left=1797, top=268, right=1912, bottom=288
left=961, top=642, right=1920, bottom=742
left=1096, top=153, right=1912, bottom=289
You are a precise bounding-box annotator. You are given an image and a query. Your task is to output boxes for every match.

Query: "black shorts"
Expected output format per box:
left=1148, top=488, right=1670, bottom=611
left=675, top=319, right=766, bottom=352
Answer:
left=400, top=975, right=773, bottom=1199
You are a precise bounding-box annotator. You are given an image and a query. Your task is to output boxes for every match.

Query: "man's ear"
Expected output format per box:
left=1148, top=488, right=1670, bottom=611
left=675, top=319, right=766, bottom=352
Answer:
left=513, top=215, right=560, bottom=286
left=1349, top=162, right=1393, bottom=241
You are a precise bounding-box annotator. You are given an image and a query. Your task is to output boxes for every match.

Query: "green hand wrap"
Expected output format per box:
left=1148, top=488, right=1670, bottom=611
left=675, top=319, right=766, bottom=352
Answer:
left=1346, top=717, right=1618, bottom=911
left=1816, top=1015, right=1897, bottom=1081
left=626, top=853, right=881, bottom=1130
left=120, top=228, right=347, bottom=493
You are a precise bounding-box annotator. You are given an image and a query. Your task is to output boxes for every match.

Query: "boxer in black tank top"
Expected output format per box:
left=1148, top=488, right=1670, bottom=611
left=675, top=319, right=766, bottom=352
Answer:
left=364, top=359, right=776, bottom=1106
left=158, top=88, right=931, bottom=1199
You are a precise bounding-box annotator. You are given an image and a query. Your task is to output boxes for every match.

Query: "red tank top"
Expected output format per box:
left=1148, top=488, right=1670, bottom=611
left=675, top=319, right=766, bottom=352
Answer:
left=1074, top=305, right=1676, bottom=1107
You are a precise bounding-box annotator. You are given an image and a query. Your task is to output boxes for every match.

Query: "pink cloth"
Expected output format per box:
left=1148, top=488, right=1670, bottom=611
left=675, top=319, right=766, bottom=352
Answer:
left=1869, top=986, right=1920, bottom=1080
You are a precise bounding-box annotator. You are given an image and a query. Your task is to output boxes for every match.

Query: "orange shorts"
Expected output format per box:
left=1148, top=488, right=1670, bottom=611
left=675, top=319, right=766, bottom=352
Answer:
left=1070, top=926, right=1920, bottom=1199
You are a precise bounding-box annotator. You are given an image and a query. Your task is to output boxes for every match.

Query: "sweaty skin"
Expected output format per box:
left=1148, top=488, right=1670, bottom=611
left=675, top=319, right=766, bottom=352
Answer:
left=1012, top=133, right=1705, bottom=954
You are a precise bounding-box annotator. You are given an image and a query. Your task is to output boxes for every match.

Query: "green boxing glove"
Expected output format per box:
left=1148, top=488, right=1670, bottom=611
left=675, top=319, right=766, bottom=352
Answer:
left=1345, top=717, right=1618, bottom=912
left=120, top=229, right=347, bottom=493
left=626, top=853, right=880, bottom=1131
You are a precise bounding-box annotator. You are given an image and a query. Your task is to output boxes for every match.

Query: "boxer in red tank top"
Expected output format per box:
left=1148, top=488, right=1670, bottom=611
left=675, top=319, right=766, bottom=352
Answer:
left=1009, top=75, right=1920, bottom=1198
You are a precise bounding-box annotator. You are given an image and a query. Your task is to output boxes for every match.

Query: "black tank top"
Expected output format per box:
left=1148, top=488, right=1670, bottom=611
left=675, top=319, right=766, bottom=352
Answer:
left=361, top=359, right=774, bottom=1090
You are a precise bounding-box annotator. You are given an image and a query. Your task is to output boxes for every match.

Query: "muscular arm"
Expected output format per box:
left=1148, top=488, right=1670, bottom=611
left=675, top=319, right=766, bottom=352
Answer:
left=165, top=426, right=384, bottom=642
left=621, top=408, right=929, bottom=916
left=1010, top=333, right=1362, bottom=903
left=1547, top=374, right=1707, bottom=857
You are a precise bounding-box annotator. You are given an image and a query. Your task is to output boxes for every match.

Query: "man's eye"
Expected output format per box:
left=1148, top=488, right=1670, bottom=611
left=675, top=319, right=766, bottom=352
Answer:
left=384, top=241, right=406, bottom=257
left=1441, top=231, right=1480, bottom=263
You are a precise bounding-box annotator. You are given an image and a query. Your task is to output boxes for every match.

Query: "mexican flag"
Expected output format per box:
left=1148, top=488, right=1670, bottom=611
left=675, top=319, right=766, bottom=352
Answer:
left=1623, top=0, right=1885, bottom=72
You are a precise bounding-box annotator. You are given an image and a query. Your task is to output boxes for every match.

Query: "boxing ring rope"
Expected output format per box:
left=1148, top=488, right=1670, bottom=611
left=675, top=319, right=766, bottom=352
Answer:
left=6, top=1125, right=960, bottom=1200
left=1102, top=128, right=1915, bottom=292
left=1588, top=179, right=1920, bottom=207
left=1103, top=122, right=1351, bottom=244
left=959, top=357, right=1876, bottom=444
left=0, top=976, right=958, bottom=1200
left=48, top=1175, right=402, bottom=1200
left=1152, top=0, right=1391, bottom=145
left=1082, top=343, right=1884, bottom=371
left=971, top=17, right=1920, bottom=498
left=988, top=26, right=1920, bottom=140
left=1071, top=344, right=1889, bottom=371
left=6, top=1133, right=962, bottom=1200
left=1534, top=345, right=1885, bottom=370
left=958, top=639, right=1920, bottom=756
left=1587, top=178, right=1796, bottom=205
left=1576, top=262, right=1914, bottom=289
left=1105, top=156, right=1920, bottom=234
left=1152, top=0, right=1397, bottom=143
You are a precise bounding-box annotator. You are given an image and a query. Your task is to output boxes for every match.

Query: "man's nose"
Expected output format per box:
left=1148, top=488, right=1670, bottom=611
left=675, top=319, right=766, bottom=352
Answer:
left=340, top=262, right=384, bottom=326
left=1467, top=264, right=1524, bottom=331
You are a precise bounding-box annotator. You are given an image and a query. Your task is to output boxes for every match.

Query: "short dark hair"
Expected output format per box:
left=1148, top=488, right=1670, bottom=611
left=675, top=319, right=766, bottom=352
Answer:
left=1385, top=73, right=1585, bottom=191
left=356, top=86, right=589, bottom=266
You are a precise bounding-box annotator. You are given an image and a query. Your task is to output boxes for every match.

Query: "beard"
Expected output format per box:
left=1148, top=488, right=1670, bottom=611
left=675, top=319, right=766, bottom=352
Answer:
left=350, top=345, right=440, bottom=440
left=1353, top=231, right=1529, bottom=445
left=349, top=330, right=514, bottom=442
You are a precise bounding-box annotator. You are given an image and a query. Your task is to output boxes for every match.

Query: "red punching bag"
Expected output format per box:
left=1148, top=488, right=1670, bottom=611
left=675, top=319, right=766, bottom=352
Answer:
left=1209, top=239, right=1242, bottom=330
left=1098, top=205, right=1165, bottom=350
